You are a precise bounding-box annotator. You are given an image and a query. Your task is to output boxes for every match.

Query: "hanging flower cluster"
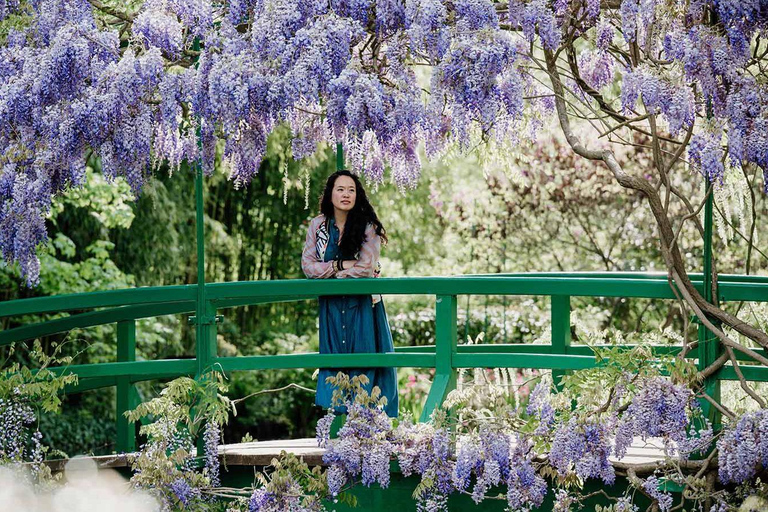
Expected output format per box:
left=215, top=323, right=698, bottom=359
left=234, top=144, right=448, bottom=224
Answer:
left=4, top=0, right=767, bottom=284
left=238, top=366, right=743, bottom=512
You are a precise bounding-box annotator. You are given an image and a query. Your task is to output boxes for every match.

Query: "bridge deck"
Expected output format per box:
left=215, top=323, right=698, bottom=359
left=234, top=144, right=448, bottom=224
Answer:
left=43, top=437, right=671, bottom=473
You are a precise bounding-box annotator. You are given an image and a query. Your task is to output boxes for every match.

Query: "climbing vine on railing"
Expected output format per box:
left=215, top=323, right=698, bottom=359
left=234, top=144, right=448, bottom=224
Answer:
left=227, top=338, right=767, bottom=512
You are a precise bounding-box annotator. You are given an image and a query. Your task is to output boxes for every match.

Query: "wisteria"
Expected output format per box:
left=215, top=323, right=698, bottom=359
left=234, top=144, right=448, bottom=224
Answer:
left=2, top=0, right=768, bottom=283
left=451, top=427, right=513, bottom=503
left=688, top=130, right=726, bottom=185
left=321, top=401, right=395, bottom=495
left=717, top=409, right=768, bottom=485
left=506, top=436, right=547, bottom=512
left=395, top=420, right=455, bottom=508
left=549, top=417, right=615, bottom=484
left=3, top=354, right=768, bottom=511
left=132, top=6, right=184, bottom=59
left=254, top=368, right=731, bottom=512
left=642, top=475, right=673, bottom=512
left=169, top=477, right=199, bottom=507
left=614, top=377, right=711, bottom=460
left=0, top=394, right=37, bottom=463
left=203, top=420, right=221, bottom=487
left=526, top=380, right=555, bottom=435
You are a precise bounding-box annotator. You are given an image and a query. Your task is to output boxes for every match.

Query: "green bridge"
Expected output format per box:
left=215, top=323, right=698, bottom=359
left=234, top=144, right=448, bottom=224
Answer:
left=2, top=273, right=768, bottom=509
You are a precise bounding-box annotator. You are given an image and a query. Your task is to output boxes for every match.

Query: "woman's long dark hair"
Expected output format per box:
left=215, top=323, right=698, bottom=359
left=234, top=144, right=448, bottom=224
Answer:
left=320, top=170, right=387, bottom=259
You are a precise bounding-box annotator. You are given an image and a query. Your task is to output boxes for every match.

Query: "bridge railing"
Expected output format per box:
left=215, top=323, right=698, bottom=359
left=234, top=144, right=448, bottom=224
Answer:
left=2, top=272, right=767, bottom=453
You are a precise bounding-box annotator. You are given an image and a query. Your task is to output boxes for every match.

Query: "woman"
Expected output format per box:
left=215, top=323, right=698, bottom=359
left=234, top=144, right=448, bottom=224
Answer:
left=301, top=170, right=398, bottom=417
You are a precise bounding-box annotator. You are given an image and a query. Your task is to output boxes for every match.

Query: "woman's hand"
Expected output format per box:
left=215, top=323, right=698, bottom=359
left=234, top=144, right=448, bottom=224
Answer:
left=342, top=260, right=357, bottom=270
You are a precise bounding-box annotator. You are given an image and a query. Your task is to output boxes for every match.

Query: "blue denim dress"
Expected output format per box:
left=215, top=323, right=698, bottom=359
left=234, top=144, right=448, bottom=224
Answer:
left=314, top=220, right=399, bottom=417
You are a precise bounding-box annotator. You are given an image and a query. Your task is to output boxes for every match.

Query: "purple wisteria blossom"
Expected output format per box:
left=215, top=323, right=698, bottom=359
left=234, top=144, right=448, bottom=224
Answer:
left=248, top=488, right=277, bottom=511
left=315, top=410, right=334, bottom=449
left=405, top=0, right=449, bottom=62
left=3, top=0, right=768, bottom=287
left=595, top=18, right=614, bottom=50
left=322, top=402, right=395, bottom=495
left=688, top=131, right=725, bottom=185
left=526, top=380, right=555, bottom=435
left=169, top=478, right=199, bottom=507
left=717, top=409, right=768, bottom=485
left=614, top=377, right=711, bottom=460
left=549, top=417, right=615, bottom=484
left=619, top=0, right=639, bottom=42
left=395, top=419, right=455, bottom=510
left=203, top=421, right=221, bottom=487
left=616, top=496, right=639, bottom=512
left=0, top=395, right=37, bottom=462
left=577, top=49, right=615, bottom=90
left=0, top=0, right=21, bottom=21
left=132, top=7, right=184, bottom=58
left=642, top=475, right=673, bottom=512
left=521, top=0, right=561, bottom=50
left=452, top=427, right=513, bottom=503
left=506, top=436, right=547, bottom=512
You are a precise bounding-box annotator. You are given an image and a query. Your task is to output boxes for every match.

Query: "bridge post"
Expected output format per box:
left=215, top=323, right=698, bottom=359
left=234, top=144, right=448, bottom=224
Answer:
left=698, top=179, right=721, bottom=428
left=420, top=295, right=457, bottom=422
left=116, top=320, right=138, bottom=453
left=194, top=300, right=218, bottom=376
left=551, top=295, right=571, bottom=390
left=191, top=37, right=220, bottom=457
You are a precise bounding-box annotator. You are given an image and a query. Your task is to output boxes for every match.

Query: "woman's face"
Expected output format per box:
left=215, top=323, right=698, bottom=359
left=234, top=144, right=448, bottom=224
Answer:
left=331, top=175, right=357, bottom=213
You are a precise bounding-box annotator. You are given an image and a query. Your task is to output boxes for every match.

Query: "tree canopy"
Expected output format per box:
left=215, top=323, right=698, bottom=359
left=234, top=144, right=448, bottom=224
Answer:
left=2, top=0, right=767, bottom=286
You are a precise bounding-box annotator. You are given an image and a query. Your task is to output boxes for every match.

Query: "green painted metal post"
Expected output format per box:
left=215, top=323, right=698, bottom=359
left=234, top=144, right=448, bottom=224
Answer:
left=696, top=95, right=722, bottom=428
left=698, top=180, right=721, bottom=427
left=191, top=36, right=219, bottom=458
left=190, top=37, right=217, bottom=378
left=336, top=142, right=344, bottom=171
left=551, top=295, right=571, bottom=389
left=420, top=295, right=457, bottom=422
left=116, top=320, right=138, bottom=452
left=192, top=121, right=218, bottom=377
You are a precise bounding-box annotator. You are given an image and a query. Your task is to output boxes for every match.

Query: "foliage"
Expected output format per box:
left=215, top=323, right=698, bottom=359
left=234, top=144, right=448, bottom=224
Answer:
left=388, top=296, right=550, bottom=347
left=0, top=340, right=78, bottom=485
left=37, top=401, right=116, bottom=457
left=126, top=370, right=234, bottom=509
left=240, top=452, right=331, bottom=512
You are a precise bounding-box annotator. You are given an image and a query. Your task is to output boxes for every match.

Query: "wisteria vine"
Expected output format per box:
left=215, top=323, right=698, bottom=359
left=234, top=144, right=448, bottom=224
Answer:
left=2, top=0, right=768, bottom=284
left=238, top=359, right=767, bottom=512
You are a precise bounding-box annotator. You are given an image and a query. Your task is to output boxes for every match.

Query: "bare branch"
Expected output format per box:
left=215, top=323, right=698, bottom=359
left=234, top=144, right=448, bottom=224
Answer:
left=699, top=352, right=729, bottom=380
left=698, top=391, right=736, bottom=420
left=726, top=346, right=767, bottom=407
left=598, top=113, right=651, bottom=138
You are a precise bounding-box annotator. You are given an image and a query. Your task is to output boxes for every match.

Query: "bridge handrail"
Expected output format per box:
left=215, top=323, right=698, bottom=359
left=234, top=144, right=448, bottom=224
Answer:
left=2, top=272, right=767, bottom=452
left=3, top=272, right=767, bottom=319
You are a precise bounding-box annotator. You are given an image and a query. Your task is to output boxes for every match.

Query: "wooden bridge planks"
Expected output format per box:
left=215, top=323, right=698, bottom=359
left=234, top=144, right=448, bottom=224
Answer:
left=43, top=436, right=674, bottom=472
